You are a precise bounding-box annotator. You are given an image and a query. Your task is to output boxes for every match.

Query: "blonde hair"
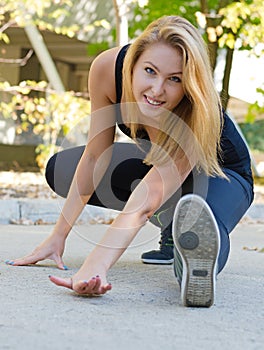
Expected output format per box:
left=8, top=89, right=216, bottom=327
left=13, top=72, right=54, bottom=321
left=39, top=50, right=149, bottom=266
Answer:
left=122, top=15, right=225, bottom=177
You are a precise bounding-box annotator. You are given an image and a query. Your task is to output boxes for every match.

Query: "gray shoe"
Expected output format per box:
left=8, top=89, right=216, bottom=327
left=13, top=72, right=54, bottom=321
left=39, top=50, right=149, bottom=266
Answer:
left=172, top=194, right=220, bottom=307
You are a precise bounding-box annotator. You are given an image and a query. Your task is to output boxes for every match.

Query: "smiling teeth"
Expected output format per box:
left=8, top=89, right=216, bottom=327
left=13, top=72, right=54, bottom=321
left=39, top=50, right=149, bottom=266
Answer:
left=146, top=96, right=163, bottom=106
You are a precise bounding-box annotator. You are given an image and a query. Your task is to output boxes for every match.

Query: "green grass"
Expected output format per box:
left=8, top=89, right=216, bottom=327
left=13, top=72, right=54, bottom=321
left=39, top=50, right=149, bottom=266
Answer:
left=239, top=119, right=264, bottom=152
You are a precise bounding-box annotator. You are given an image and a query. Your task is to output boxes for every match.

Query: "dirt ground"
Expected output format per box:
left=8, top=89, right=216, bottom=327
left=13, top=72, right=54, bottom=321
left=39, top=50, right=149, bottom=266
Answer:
left=1, top=170, right=264, bottom=203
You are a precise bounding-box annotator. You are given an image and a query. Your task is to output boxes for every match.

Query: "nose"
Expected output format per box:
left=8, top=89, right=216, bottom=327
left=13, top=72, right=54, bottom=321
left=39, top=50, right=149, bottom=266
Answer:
left=151, top=78, right=165, bottom=97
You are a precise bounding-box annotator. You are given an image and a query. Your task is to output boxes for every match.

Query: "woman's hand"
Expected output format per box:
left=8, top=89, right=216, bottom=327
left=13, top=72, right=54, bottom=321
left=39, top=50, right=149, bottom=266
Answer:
left=49, top=254, right=112, bottom=296
left=6, top=233, right=67, bottom=270
left=48, top=275, right=112, bottom=296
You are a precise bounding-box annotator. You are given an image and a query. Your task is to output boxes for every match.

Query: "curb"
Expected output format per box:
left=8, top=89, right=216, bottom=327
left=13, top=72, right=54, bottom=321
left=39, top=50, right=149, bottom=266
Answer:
left=0, top=198, right=263, bottom=225
left=0, top=199, right=118, bottom=225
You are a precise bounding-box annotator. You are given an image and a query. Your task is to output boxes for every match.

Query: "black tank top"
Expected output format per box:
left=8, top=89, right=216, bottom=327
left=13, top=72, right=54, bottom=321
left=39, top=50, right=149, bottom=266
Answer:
left=114, top=45, right=253, bottom=184
left=115, top=44, right=132, bottom=137
left=115, top=44, right=149, bottom=141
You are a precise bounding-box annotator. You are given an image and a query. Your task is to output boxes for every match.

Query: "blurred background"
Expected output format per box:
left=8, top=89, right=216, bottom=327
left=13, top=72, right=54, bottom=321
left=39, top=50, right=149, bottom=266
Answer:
left=0, top=0, right=263, bottom=193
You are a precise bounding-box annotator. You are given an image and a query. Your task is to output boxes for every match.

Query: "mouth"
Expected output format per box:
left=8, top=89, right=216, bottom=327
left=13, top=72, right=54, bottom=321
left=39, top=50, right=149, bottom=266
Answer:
left=144, top=95, right=165, bottom=107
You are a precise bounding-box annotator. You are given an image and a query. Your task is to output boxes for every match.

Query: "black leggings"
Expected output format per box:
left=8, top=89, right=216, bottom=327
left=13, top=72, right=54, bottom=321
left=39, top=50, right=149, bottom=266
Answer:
left=45, top=143, right=254, bottom=273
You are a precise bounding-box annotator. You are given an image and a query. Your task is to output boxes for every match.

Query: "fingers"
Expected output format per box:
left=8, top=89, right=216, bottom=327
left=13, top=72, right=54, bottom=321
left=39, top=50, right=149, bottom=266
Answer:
left=72, top=276, right=111, bottom=295
left=100, top=283, right=112, bottom=294
left=49, top=275, right=73, bottom=289
left=5, top=253, right=40, bottom=267
left=52, top=256, right=68, bottom=271
left=49, top=275, right=112, bottom=296
left=6, top=252, right=68, bottom=270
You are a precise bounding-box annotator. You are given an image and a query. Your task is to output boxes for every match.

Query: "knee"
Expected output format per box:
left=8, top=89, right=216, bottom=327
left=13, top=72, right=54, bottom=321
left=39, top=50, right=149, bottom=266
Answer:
left=45, top=152, right=70, bottom=198
left=45, top=152, right=72, bottom=198
left=45, top=154, right=57, bottom=192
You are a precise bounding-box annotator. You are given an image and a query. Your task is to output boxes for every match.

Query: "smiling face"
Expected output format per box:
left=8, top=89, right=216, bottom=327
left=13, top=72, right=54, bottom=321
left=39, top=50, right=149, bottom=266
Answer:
left=132, top=42, right=185, bottom=118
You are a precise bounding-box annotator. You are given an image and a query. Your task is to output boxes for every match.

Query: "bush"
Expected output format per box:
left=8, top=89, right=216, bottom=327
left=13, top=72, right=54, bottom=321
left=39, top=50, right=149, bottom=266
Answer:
left=0, top=80, right=91, bottom=169
left=239, top=119, right=264, bottom=152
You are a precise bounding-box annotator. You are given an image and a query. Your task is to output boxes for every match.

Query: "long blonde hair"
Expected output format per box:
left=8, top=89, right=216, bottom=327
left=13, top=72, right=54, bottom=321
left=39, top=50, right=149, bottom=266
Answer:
left=122, top=15, right=225, bottom=177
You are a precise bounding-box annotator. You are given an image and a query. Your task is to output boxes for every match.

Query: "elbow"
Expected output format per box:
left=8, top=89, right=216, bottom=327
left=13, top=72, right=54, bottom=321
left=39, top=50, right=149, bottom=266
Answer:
left=134, top=204, right=160, bottom=227
left=124, top=190, right=162, bottom=225
left=144, top=205, right=158, bottom=221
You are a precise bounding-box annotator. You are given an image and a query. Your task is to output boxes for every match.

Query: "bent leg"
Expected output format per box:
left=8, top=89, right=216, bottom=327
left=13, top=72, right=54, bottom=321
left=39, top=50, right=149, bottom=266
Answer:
left=45, top=145, right=85, bottom=199
left=45, top=143, right=151, bottom=211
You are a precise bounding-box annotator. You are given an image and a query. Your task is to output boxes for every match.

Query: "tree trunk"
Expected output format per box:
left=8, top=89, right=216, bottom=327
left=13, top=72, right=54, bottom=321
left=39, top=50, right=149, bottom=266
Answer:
left=220, top=46, right=234, bottom=109
left=112, top=0, right=129, bottom=46
left=200, top=0, right=208, bottom=13
left=24, top=25, right=64, bottom=92
left=207, top=41, right=218, bottom=72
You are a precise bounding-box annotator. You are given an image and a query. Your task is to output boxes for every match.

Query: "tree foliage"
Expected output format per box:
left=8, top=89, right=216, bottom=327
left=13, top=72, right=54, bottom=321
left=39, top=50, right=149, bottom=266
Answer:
left=0, top=0, right=81, bottom=41
left=130, top=0, right=264, bottom=52
left=131, top=0, right=264, bottom=109
left=129, top=0, right=199, bottom=37
left=0, top=0, right=93, bottom=168
left=0, top=81, right=90, bottom=169
left=219, top=0, right=264, bottom=53
left=246, top=85, right=264, bottom=123
left=0, top=0, right=263, bottom=170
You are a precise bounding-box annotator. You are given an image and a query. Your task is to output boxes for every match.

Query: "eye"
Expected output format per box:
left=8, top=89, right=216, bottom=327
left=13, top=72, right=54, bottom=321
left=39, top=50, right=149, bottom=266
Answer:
left=145, top=67, right=155, bottom=75
left=169, top=76, right=182, bottom=83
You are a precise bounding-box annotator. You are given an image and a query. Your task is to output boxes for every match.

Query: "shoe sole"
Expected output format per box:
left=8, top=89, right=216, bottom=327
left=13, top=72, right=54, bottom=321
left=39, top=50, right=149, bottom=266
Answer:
left=172, top=194, right=220, bottom=307
left=141, top=258, right=174, bottom=265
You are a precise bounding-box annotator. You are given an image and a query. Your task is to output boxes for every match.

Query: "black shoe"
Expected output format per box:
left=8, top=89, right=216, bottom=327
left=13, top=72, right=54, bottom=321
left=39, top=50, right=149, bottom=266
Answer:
left=141, top=226, right=174, bottom=264
left=173, top=194, right=220, bottom=307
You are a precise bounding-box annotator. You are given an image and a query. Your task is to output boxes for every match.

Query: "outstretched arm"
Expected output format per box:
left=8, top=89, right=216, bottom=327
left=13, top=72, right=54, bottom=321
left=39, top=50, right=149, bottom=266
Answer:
left=50, top=158, right=192, bottom=295
left=6, top=47, right=121, bottom=269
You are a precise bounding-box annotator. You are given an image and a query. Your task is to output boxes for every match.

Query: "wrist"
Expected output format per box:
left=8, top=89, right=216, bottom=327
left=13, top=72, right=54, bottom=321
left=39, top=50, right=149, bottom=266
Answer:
left=51, top=216, right=72, bottom=240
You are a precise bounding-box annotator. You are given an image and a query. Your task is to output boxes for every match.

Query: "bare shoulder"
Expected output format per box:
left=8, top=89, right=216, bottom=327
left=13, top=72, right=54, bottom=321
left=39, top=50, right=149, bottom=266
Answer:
left=89, top=47, right=122, bottom=105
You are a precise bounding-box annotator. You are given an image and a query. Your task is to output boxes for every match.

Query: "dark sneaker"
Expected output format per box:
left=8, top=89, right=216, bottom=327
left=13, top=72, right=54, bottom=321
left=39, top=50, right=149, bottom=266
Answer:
left=141, top=225, right=174, bottom=264
left=172, top=194, right=220, bottom=307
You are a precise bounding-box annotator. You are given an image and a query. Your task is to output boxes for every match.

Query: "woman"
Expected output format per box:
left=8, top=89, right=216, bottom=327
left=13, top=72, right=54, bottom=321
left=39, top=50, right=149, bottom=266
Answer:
left=7, top=16, right=253, bottom=307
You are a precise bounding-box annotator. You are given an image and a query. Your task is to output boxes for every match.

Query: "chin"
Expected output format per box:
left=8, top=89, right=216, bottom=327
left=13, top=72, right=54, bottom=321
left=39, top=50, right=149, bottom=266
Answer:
left=137, top=105, right=163, bottom=125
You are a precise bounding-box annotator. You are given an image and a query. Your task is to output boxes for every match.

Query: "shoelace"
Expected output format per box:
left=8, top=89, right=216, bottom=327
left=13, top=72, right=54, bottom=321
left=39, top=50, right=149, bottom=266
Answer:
left=159, top=226, right=174, bottom=248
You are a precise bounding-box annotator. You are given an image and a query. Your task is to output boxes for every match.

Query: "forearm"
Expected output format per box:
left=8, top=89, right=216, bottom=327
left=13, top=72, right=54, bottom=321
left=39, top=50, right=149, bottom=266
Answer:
left=52, top=150, right=111, bottom=240
left=80, top=210, right=148, bottom=274
left=52, top=179, right=90, bottom=239
left=86, top=161, right=192, bottom=273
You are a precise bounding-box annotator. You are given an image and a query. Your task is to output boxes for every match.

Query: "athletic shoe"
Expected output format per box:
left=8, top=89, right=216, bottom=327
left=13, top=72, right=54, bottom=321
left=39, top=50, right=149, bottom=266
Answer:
left=141, top=225, right=174, bottom=264
left=172, top=194, right=220, bottom=307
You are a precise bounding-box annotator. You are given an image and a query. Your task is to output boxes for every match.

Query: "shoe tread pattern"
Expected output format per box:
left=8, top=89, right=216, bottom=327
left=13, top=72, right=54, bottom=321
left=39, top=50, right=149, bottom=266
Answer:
left=173, top=195, right=219, bottom=307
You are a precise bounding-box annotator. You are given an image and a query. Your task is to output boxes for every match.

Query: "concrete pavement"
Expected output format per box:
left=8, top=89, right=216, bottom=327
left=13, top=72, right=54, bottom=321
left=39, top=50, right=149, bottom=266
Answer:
left=0, top=221, right=264, bottom=350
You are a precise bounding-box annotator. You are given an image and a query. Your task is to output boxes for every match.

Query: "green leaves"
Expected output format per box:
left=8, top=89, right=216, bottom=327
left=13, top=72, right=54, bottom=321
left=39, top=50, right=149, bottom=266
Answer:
left=0, top=0, right=85, bottom=41
left=246, top=85, right=264, bottom=124
left=0, top=32, right=10, bottom=43
left=219, top=0, right=264, bottom=51
left=0, top=80, right=91, bottom=169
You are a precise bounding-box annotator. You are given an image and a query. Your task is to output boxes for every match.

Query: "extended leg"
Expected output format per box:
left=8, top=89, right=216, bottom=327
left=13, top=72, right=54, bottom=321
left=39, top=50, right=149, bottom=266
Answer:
left=172, top=169, right=253, bottom=307
left=142, top=167, right=253, bottom=271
